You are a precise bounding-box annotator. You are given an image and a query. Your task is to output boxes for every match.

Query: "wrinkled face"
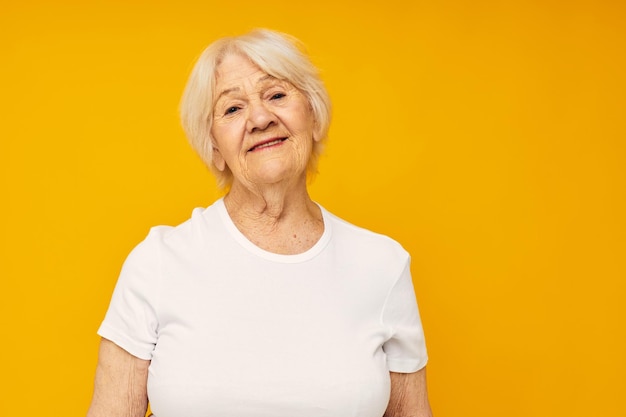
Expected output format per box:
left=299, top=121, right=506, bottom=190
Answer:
left=210, top=53, right=318, bottom=189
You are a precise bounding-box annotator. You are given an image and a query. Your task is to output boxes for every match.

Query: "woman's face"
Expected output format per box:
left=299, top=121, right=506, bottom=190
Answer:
left=210, top=53, right=317, bottom=189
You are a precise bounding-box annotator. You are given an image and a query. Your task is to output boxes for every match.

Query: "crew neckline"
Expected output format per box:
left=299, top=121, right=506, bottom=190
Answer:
left=215, top=197, right=332, bottom=263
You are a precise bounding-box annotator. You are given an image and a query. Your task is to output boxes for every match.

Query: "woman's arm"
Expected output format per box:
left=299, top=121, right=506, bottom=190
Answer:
left=384, top=367, right=433, bottom=417
left=86, top=338, right=150, bottom=417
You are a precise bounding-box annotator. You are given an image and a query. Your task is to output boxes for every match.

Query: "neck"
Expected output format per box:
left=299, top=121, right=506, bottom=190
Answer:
left=223, top=175, right=324, bottom=254
left=225, top=173, right=309, bottom=220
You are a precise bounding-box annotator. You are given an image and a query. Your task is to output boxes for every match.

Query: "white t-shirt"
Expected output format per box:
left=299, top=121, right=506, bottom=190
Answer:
left=98, top=198, right=427, bottom=417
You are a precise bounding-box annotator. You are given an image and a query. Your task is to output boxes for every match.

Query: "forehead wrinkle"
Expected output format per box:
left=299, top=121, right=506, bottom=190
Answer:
left=215, top=86, right=240, bottom=102
left=215, top=74, right=281, bottom=103
left=256, top=74, right=276, bottom=84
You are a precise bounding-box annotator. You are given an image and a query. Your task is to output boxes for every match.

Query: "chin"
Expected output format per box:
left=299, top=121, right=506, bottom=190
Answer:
left=255, top=168, right=305, bottom=185
left=251, top=162, right=303, bottom=183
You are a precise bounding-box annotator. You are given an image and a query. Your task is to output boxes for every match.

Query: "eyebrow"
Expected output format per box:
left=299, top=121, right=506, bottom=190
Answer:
left=214, top=74, right=278, bottom=102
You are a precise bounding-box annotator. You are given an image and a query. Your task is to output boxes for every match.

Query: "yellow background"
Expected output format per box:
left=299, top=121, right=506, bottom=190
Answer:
left=1, top=1, right=624, bottom=416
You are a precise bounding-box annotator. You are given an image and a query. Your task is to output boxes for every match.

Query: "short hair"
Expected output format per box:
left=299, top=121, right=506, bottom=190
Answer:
left=180, top=29, right=332, bottom=188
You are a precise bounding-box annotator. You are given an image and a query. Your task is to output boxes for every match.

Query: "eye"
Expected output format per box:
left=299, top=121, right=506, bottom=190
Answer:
left=270, top=92, right=286, bottom=100
left=225, top=106, right=240, bottom=115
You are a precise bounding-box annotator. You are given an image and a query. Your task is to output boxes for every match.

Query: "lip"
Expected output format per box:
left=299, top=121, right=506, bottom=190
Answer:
left=247, top=137, right=288, bottom=152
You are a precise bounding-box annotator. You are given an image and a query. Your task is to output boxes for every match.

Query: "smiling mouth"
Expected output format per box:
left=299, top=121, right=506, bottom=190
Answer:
left=248, top=138, right=287, bottom=152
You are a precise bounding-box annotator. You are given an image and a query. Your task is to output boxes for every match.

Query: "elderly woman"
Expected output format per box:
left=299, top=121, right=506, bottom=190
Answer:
left=87, top=29, right=432, bottom=417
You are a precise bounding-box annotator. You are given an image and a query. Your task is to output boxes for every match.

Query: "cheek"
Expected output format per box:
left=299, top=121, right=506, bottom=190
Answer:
left=209, top=122, right=221, bottom=145
left=211, top=123, right=235, bottom=149
left=291, top=105, right=316, bottom=134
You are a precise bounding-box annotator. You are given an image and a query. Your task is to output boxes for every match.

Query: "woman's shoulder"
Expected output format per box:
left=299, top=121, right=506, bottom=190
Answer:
left=132, top=199, right=224, bottom=253
left=321, top=207, right=409, bottom=260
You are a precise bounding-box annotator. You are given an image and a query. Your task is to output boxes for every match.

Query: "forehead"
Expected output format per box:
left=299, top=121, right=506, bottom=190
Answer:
left=215, top=54, right=270, bottom=88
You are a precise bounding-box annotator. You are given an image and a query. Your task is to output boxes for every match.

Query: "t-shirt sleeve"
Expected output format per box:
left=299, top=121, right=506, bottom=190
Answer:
left=97, top=228, right=164, bottom=360
left=381, top=258, right=428, bottom=373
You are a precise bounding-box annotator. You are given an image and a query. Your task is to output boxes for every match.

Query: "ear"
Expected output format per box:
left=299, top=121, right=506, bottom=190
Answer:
left=312, top=126, right=322, bottom=143
left=307, top=100, right=321, bottom=143
left=212, top=146, right=226, bottom=171
left=312, top=118, right=322, bottom=143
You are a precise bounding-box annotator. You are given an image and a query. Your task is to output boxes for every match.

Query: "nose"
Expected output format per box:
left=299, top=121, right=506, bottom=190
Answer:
left=246, top=99, right=277, bottom=133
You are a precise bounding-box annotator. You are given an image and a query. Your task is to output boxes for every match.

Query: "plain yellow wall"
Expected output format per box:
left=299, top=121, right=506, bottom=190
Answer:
left=1, top=1, right=624, bottom=416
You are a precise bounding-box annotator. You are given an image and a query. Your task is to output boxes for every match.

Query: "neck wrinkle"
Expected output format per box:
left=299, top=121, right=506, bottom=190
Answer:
left=222, top=177, right=323, bottom=254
